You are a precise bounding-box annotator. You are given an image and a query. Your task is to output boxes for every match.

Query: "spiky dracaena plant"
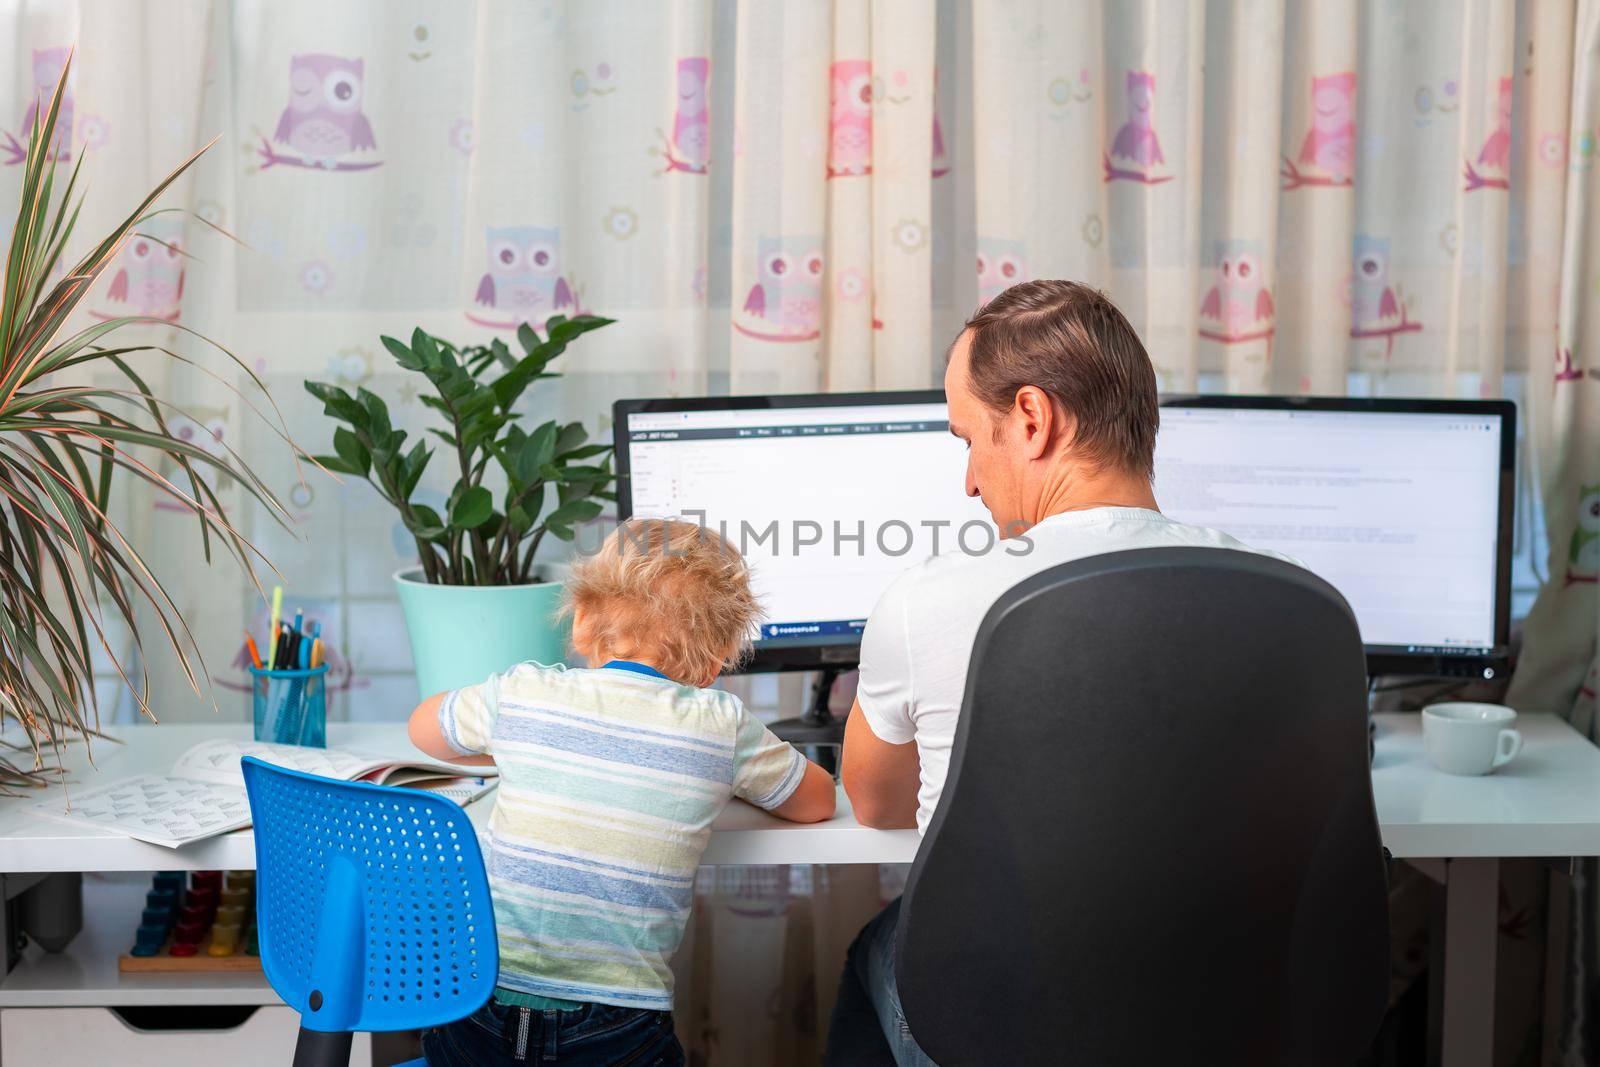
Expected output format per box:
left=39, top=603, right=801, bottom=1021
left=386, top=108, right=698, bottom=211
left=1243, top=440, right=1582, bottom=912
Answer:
left=0, top=60, right=292, bottom=788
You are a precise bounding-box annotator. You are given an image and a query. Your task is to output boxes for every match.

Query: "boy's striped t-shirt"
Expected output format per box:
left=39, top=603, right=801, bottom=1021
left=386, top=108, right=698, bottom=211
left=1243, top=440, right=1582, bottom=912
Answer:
left=438, top=660, right=807, bottom=1011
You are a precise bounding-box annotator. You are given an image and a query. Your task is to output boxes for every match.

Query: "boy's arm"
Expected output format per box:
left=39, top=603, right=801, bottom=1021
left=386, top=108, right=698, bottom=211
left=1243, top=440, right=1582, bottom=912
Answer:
left=767, top=759, right=836, bottom=823
left=408, top=693, right=497, bottom=767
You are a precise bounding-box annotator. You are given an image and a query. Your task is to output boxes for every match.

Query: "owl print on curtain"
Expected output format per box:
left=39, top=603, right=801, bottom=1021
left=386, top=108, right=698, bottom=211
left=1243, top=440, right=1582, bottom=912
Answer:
left=1198, top=240, right=1275, bottom=355
left=2, top=46, right=73, bottom=165
left=976, top=237, right=1027, bottom=306
left=1568, top=485, right=1600, bottom=585
left=91, top=216, right=186, bottom=322
left=1104, top=71, right=1171, bottom=184
left=254, top=53, right=382, bottom=172
left=1348, top=235, right=1423, bottom=359
left=1281, top=72, right=1356, bottom=190
left=654, top=57, right=710, bottom=175
left=736, top=237, right=824, bottom=342
left=153, top=407, right=230, bottom=514
left=1463, top=76, right=1513, bottom=192
left=828, top=59, right=872, bottom=178
left=466, top=226, right=581, bottom=331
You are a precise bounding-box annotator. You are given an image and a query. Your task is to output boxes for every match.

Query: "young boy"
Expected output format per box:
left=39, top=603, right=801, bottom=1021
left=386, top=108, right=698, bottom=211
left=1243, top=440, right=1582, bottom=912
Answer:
left=408, top=518, right=836, bottom=1066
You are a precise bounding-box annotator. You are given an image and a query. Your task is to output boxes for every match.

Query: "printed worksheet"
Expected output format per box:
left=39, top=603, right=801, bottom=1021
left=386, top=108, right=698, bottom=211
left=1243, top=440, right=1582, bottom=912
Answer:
left=33, top=775, right=252, bottom=849
left=33, top=740, right=497, bottom=849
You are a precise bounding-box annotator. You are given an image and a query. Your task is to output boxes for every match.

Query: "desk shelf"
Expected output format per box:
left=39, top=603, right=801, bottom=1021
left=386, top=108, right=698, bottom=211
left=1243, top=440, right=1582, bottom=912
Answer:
left=0, top=874, right=279, bottom=1008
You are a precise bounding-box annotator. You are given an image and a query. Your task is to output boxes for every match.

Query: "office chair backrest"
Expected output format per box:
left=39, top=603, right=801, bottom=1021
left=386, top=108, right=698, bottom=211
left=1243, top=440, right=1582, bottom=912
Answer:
left=241, top=756, right=498, bottom=1036
left=896, top=548, right=1388, bottom=1066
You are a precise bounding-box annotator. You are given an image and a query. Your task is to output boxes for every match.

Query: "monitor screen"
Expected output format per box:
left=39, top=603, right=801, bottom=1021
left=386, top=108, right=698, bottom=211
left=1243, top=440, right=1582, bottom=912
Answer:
left=1154, top=399, right=1513, bottom=668
left=617, top=392, right=1514, bottom=675
left=616, top=392, right=986, bottom=667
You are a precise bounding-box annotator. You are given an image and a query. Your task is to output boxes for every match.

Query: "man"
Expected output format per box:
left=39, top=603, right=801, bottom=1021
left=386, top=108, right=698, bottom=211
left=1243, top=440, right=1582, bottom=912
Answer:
left=825, top=280, right=1296, bottom=1065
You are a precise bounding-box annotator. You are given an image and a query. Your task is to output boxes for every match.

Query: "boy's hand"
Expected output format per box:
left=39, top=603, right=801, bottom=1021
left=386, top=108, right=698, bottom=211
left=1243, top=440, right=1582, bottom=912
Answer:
left=769, top=759, right=837, bottom=823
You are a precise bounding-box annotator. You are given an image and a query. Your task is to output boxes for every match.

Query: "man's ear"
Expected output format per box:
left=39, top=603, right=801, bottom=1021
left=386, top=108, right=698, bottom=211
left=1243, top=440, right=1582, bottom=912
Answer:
left=1013, top=385, right=1057, bottom=461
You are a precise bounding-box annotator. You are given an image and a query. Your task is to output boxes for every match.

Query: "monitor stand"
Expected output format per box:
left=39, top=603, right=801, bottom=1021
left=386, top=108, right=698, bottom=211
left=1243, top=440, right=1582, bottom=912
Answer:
left=769, top=666, right=847, bottom=773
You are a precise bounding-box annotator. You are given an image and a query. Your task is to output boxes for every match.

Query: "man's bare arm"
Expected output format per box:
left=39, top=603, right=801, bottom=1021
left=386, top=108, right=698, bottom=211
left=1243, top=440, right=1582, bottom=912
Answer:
left=840, top=700, right=920, bottom=829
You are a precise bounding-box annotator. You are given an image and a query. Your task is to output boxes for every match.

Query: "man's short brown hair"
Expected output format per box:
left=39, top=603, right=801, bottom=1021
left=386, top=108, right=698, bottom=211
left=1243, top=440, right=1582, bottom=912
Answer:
left=962, top=280, right=1159, bottom=478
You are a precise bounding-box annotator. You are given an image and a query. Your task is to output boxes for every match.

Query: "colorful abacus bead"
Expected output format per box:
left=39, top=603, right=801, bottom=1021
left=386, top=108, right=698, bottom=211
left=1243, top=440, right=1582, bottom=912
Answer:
left=130, top=923, right=166, bottom=957
left=208, top=923, right=241, bottom=957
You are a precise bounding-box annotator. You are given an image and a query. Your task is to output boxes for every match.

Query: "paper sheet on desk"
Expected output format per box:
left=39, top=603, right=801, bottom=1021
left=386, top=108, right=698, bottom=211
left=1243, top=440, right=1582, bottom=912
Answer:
left=31, top=774, right=251, bottom=849
left=31, top=740, right=497, bottom=848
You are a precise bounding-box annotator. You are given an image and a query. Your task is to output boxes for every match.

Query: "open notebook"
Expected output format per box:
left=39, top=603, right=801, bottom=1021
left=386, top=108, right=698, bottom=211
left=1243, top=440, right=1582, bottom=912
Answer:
left=33, top=739, right=498, bottom=849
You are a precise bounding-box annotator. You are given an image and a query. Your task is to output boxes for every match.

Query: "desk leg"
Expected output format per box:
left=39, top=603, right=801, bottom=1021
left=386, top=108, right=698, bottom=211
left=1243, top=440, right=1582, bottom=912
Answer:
left=1441, top=857, right=1499, bottom=1067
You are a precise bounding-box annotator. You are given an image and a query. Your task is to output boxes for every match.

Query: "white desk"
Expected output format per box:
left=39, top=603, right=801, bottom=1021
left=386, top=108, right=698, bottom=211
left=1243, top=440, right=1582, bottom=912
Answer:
left=1370, top=711, right=1600, bottom=1067
left=0, top=713, right=1594, bottom=1067
left=1373, top=711, right=1600, bottom=858
left=0, top=723, right=919, bottom=873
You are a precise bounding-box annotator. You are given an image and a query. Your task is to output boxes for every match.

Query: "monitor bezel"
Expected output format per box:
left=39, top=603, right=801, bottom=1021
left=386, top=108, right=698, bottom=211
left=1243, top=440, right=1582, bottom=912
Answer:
left=1158, top=393, right=1517, bottom=679
left=614, top=390, right=946, bottom=672
left=615, top=391, right=1518, bottom=680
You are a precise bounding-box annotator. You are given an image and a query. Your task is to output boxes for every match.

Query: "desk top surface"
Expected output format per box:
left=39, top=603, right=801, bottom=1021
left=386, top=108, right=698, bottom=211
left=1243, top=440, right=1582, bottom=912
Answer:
left=1371, top=710, right=1600, bottom=857
left=0, top=722, right=919, bottom=872
left=0, top=712, right=1595, bottom=872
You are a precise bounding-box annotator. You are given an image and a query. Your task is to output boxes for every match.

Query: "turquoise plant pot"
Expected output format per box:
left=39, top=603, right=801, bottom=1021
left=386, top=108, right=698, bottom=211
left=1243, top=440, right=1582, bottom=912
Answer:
left=393, top=567, right=570, bottom=699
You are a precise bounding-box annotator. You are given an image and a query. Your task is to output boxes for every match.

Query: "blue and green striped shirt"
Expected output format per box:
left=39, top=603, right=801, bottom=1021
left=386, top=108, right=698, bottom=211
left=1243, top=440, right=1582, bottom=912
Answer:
left=439, top=660, right=807, bottom=1010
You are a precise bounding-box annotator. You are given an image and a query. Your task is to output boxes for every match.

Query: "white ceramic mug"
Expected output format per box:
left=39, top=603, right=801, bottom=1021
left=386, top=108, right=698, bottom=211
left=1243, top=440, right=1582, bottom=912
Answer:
left=1422, top=702, right=1523, bottom=776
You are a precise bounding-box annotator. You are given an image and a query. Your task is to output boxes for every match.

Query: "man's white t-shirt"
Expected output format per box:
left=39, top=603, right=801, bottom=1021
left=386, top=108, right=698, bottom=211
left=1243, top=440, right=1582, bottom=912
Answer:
left=855, top=506, right=1300, bottom=835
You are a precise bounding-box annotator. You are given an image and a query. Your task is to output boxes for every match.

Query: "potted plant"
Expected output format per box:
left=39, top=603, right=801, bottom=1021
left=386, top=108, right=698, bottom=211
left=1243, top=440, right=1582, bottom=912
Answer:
left=0, top=61, right=290, bottom=788
left=304, top=316, right=615, bottom=697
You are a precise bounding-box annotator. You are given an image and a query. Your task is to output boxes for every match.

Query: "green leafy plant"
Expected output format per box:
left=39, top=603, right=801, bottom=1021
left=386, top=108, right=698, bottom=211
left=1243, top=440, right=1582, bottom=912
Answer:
left=304, top=316, right=616, bottom=586
left=0, top=60, right=292, bottom=787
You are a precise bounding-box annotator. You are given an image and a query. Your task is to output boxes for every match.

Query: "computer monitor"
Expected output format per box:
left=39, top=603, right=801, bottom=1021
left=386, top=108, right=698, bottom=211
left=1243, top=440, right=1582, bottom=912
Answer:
left=615, top=391, right=1515, bottom=680
left=614, top=390, right=983, bottom=673
left=1154, top=395, right=1515, bottom=678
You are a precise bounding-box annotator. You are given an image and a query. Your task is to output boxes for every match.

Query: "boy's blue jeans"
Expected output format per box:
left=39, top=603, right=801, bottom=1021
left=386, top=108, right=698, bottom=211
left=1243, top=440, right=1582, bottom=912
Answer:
left=825, top=896, right=938, bottom=1066
left=423, top=999, right=683, bottom=1066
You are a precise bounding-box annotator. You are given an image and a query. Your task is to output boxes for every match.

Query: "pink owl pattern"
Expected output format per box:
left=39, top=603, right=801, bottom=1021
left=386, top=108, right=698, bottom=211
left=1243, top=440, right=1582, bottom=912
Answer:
left=465, top=225, right=583, bottom=332
left=1556, top=344, right=1584, bottom=383
left=976, top=237, right=1028, bottom=305
left=828, top=60, right=872, bottom=178
left=153, top=407, right=229, bottom=513
left=932, top=68, right=950, bottom=179
left=2, top=47, right=73, bottom=166
left=1198, top=241, right=1274, bottom=355
left=1464, top=76, right=1512, bottom=191
left=91, top=218, right=186, bottom=322
left=1282, top=72, right=1355, bottom=190
left=1348, top=234, right=1422, bottom=359
left=1104, top=71, right=1172, bottom=184
left=735, top=236, right=824, bottom=342
left=254, top=54, right=382, bottom=173
left=656, top=57, right=710, bottom=175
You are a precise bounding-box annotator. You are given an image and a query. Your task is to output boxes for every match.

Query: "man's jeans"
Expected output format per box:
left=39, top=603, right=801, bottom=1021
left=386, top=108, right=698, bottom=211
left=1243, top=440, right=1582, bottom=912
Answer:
left=825, top=896, right=937, bottom=1066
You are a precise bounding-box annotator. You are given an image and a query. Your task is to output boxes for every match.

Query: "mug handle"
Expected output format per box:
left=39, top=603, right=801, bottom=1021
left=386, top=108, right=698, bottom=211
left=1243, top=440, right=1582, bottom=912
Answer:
left=1493, top=728, right=1523, bottom=768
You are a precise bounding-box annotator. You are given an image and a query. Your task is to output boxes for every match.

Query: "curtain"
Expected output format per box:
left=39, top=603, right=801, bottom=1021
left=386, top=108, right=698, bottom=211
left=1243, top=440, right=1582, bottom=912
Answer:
left=5, top=0, right=1599, bottom=1062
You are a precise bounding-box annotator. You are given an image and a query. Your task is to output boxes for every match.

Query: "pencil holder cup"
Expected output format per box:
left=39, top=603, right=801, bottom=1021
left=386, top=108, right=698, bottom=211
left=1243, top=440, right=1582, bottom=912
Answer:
left=249, top=665, right=329, bottom=748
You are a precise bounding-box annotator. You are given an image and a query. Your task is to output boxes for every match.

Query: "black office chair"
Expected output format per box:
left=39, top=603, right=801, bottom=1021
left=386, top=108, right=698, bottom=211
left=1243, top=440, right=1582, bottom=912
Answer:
left=896, top=548, right=1389, bottom=1066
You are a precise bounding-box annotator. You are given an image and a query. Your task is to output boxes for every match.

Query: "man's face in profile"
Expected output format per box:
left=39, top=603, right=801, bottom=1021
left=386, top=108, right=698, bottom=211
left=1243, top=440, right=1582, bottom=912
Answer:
left=945, top=331, right=1023, bottom=536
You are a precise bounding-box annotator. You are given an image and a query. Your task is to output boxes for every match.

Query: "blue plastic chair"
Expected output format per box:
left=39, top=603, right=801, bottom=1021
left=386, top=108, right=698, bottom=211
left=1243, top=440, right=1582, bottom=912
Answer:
left=241, top=756, right=498, bottom=1067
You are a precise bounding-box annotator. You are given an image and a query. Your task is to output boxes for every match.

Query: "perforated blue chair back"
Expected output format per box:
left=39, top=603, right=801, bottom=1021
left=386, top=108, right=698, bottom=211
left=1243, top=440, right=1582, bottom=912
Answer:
left=241, top=756, right=498, bottom=1038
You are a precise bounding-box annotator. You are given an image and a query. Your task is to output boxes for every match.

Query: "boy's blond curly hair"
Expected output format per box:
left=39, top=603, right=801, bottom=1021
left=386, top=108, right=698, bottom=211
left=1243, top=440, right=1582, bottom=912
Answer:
left=562, top=518, right=763, bottom=683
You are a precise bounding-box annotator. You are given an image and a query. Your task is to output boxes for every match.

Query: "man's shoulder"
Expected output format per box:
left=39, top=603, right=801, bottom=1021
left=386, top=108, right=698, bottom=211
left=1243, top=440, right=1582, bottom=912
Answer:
left=877, top=541, right=1041, bottom=611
